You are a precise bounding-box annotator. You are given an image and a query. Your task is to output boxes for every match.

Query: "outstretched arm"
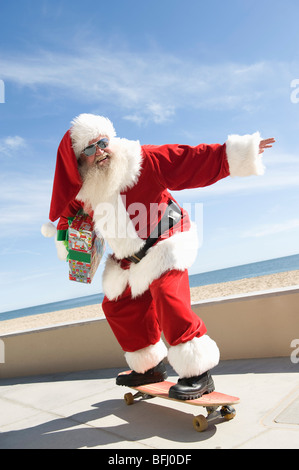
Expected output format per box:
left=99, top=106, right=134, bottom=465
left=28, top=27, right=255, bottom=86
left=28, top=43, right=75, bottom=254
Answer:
left=144, top=133, right=276, bottom=189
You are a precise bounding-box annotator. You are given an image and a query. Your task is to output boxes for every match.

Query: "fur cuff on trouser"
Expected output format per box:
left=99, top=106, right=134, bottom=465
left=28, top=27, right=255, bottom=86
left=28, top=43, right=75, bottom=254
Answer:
left=168, top=335, right=220, bottom=378
left=125, top=339, right=168, bottom=374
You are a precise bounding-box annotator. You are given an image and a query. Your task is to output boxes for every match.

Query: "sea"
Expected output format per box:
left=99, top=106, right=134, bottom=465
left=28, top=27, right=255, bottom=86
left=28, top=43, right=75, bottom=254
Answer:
left=1, top=254, right=298, bottom=323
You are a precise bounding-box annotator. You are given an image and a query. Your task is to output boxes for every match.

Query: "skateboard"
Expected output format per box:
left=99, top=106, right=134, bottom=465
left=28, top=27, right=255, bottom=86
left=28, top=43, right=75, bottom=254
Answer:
left=122, top=377, right=240, bottom=432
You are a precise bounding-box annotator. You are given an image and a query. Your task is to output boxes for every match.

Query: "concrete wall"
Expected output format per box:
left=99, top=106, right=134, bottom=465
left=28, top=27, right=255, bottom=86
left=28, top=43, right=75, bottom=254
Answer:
left=0, top=287, right=298, bottom=379
left=192, top=287, right=298, bottom=360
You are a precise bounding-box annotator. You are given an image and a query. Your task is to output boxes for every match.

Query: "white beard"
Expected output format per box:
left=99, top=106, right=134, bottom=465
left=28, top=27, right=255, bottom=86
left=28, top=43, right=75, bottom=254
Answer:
left=77, top=155, right=119, bottom=212
left=76, top=137, right=142, bottom=211
left=76, top=137, right=144, bottom=259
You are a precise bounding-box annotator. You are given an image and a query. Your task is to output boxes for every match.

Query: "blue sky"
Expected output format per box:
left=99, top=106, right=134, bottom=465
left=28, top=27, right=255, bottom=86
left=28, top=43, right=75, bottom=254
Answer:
left=0, top=0, right=299, bottom=312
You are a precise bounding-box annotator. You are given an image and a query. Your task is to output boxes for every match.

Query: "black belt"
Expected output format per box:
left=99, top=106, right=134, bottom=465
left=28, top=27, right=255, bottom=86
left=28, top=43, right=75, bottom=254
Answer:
left=126, top=200, right=182, bottom=264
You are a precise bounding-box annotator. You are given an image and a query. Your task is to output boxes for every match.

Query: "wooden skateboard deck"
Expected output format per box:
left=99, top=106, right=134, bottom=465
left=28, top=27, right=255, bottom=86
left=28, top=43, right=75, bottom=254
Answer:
left=121, top=376, right=240, bottom=432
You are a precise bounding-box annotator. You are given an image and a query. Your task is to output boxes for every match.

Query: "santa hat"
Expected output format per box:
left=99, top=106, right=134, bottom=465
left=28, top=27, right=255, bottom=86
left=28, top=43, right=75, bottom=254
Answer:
left=70, top=113, right=116, bottom=158
left=48, top=114, right=117, bottom=222
left=48, top=129, right=82, bottom=222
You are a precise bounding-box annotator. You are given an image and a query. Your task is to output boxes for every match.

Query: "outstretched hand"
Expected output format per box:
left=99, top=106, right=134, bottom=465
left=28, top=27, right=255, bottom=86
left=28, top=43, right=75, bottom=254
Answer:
left=259, top=138, right=275, bottom=154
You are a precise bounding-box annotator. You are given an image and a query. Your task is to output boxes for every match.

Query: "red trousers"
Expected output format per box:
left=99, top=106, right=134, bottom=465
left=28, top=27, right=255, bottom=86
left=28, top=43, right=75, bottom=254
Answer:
left=102, top=269, right=207, bottom=353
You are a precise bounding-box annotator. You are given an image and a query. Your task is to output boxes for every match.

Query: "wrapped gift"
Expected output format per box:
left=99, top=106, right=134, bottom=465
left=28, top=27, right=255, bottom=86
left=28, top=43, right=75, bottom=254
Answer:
left=68, top=212, right=105, bottom=283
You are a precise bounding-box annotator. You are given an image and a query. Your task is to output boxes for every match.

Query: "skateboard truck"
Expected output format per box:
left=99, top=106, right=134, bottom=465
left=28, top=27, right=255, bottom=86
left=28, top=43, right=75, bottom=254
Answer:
left=124, top=390, right=154, bottom=403
left=124, top=390, right=238, bottom=432
left=193, top=405, right=237, bottom=432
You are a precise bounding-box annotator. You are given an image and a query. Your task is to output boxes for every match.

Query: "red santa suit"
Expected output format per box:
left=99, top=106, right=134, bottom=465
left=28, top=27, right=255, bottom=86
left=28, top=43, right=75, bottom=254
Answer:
left=46, top=114, right=264, bottom=379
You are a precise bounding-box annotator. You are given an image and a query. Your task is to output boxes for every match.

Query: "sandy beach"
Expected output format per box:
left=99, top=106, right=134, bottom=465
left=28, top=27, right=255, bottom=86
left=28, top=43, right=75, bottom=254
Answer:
left=1, top=270, right=298, bottom=335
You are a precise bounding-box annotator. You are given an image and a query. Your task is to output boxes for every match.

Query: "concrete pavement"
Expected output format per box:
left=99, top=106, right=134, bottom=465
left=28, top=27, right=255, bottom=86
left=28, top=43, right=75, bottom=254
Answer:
left=0, top=357, right=298, bottom=450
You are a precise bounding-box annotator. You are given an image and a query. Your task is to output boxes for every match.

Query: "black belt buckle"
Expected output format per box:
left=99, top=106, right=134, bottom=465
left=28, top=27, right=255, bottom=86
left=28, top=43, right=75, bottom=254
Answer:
left=126, top=200, right=182, bottom=264
left=127, top=253, right=142, bottom=264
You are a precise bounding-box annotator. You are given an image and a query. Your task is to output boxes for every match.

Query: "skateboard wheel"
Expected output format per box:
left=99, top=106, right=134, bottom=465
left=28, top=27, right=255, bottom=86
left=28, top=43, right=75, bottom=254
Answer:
left=221, top=405, right=236, bottom=421
left=124, top=392, right=134, bottom=405
left=193, top=414, right=208, bottom=432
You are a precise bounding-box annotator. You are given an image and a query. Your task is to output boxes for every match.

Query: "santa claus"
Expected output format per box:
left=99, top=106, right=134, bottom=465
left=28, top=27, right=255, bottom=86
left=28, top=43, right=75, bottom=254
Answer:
left=43, top=113, right=274, bottom=400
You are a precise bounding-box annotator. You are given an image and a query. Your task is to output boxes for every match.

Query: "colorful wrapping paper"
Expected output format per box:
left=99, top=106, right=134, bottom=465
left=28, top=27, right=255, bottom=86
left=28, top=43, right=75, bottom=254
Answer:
left=68, top=213, right=105, bottom=283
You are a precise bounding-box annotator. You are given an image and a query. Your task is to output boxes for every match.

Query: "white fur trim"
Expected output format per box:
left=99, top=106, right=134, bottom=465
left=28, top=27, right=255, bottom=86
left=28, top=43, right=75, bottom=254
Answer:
left=226, top=131, right=265, bottom=177
left=102, top=223, right=199, bottom=300
left=94, top=194, right=145, bottom=260
left=168, top=335, right=220, bottom=378
left=102, top=255, right=129, bottom=300
left=109, top=138, right=143, bottom=193
left=41, top=222, right=57, bottom=238
left=70, top=113, right=116, bottom=157
left=41, top=223, right=68, bottom=261
left=129, top=222, right=198, bottom=298
left=55, top=239, right=68, bottom=261
left=125, top=339, right=168, bottom=373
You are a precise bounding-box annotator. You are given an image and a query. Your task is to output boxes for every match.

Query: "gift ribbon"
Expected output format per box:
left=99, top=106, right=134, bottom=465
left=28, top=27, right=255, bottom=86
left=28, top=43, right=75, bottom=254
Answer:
left=68, top=249, right=91, bottom=263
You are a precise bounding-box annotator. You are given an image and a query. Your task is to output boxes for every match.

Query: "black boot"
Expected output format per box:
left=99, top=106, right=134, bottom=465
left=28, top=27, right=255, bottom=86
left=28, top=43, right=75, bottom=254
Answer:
left=116, top=361, right=168, bottom=387
left=168, top=370, right=215, bottom=400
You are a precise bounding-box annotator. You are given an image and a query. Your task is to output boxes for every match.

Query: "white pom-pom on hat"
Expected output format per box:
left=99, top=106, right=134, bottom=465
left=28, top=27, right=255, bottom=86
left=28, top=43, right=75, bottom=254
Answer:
left=41, top=222, right=57, bottom=238
left=70, top=113, right=116, bottom=158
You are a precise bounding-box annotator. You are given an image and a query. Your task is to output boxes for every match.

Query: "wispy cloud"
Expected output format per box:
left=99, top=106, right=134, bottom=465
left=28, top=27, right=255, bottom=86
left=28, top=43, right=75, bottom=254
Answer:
left=175, top=155, right=299, bottom=203
left=0, top=45, right=292, bottom=124
left=0, top=136, right=26, bottom=157
left=240, top=218, right=299, bottom=238
left=0, top=172, right=52, bottom=238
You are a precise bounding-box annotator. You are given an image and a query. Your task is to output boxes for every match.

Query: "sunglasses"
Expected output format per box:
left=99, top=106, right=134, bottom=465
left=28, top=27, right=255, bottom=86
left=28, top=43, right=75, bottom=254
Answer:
left=82, top=138, right=109, bottom=157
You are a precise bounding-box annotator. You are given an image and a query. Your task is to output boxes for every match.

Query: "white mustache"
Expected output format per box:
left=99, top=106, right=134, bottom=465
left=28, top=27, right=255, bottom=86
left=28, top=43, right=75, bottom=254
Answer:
left=95, top=153, right=109, bottom=163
